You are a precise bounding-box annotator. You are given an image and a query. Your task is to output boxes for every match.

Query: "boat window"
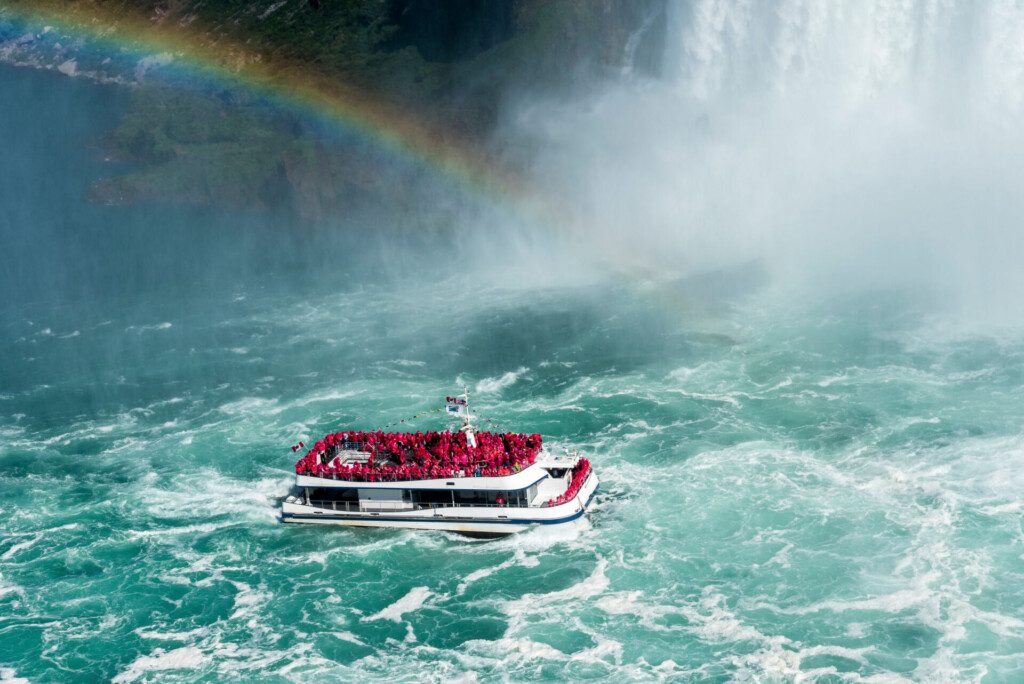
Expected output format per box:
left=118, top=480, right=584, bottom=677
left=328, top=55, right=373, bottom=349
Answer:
left=306, top=487, right=359, bottom=503
left=412, top=489, right=458, bottom=505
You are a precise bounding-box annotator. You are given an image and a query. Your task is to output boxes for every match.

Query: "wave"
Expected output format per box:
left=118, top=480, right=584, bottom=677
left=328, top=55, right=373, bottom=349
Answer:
left=125, top=521, right=239, bottom=540
left=228, top=580, right=272, bottom=622
left=112, top=647, right=208, bottom=684
left=456, top=548, right=538, bottom=595
left=127, top=322, right=173, bottom=333
left=461, top=636, right=565, bottom=663
left=500, top=557, right=608, bottom=621
left=135, top=627, right=209, bottom=642
left=475, top=368, right=528, bottom=393
left=0, top=536, right=40, bottom=561
left=217, top=388, right=359, bottom=419
left=362, top=586, right=432, bottom=623
left=0, top=576, right=26, bottom=602
left=132, top=470, right=292, bottom=524
left=0, top=667, right=30, bottom=684
left=664, top=382, right=744, bottom=407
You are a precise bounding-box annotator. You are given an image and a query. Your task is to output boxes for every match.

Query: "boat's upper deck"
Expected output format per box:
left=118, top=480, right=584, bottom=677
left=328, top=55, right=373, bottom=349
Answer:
left=294, top=429, right=546, bottom=487
left=297, top=462, right=552, bottom=491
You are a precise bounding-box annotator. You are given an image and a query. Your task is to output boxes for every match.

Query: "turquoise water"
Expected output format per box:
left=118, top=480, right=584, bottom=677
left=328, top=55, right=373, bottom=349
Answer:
left=3, top=66, right=1024, bottom=683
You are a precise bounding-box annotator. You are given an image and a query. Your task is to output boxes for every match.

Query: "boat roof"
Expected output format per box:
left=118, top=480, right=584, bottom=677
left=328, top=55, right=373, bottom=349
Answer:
left=534, top=451, right=581, bottom=469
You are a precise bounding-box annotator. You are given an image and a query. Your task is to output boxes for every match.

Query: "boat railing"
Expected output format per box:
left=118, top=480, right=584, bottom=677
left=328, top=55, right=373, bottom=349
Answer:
left=306, top=499, right=530, bottom=512
left=305, top=468, right=527, bottom=483
left=420, top=501, right=529, bottom=510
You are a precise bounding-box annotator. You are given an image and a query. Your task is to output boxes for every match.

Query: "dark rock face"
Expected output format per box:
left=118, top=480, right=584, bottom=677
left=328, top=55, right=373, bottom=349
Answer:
left=384, top=0, right=516, bottom=63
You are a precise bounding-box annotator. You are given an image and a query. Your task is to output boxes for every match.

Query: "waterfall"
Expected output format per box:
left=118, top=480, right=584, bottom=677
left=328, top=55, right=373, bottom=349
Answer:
left=668, top=0, right=1024, bottom=124
left=621, top=3, right=664, bottom=79
left=516, top=0, right=1024, bottom=318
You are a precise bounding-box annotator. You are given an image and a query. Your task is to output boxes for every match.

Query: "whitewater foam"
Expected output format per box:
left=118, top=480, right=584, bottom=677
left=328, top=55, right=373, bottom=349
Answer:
left=456, top=548, right=538, bottom=595
left=501, top=557, right=609, bottom=619
left=475, top=368, right=528, bottom=393
left=363, top=587, right=432, bottom=623
left=112, top=647, right=208, bottom=683
left=0, top=668, right=29, bottom=684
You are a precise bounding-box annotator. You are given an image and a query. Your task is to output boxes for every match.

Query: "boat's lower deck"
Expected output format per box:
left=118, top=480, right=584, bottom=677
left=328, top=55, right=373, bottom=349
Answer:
left=281, top=470, right=598, bottom=535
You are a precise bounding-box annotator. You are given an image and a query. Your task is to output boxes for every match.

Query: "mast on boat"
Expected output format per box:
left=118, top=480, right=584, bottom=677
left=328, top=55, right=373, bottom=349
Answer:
left=457, top=385, right=476, bottom=449
left=445, top=386, right=476, bottom=448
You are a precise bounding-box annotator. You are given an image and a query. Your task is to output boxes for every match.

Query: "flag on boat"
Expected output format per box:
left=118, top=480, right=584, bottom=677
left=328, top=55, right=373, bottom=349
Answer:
left=445, top=395, right=467, bottom=415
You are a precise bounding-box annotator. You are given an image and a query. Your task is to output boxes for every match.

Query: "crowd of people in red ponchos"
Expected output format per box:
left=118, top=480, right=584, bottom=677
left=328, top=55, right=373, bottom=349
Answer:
left=294, top=429, right=543, bottom=482
left=546, top=458, right=592, bottom=507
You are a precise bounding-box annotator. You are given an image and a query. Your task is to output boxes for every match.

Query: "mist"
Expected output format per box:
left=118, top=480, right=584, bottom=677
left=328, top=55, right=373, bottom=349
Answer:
left=505, top=0, right=1024, bottom=321
left=4, top=0, right=1024, bottom=398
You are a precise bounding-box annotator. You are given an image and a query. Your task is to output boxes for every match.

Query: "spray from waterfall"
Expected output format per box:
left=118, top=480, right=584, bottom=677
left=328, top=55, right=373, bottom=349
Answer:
left=507, top=0, right=1024, bottom=320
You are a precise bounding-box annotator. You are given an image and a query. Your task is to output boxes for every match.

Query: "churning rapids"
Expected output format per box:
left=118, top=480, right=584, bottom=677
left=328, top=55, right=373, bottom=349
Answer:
left=4, top=1, right=1024, bottom=681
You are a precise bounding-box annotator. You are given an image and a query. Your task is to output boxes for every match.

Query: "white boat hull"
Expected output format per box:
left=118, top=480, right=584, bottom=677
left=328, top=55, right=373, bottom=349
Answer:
left=282, top=470, right=599, bottom=536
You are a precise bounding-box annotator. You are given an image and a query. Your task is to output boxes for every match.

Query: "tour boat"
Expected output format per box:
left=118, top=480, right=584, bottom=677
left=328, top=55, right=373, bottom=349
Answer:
left=280, top=391, right=598, bottom=536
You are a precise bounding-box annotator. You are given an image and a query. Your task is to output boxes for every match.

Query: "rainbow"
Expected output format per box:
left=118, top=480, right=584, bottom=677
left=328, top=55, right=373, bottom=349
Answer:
left=0, top=1, right=528, bottom=207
